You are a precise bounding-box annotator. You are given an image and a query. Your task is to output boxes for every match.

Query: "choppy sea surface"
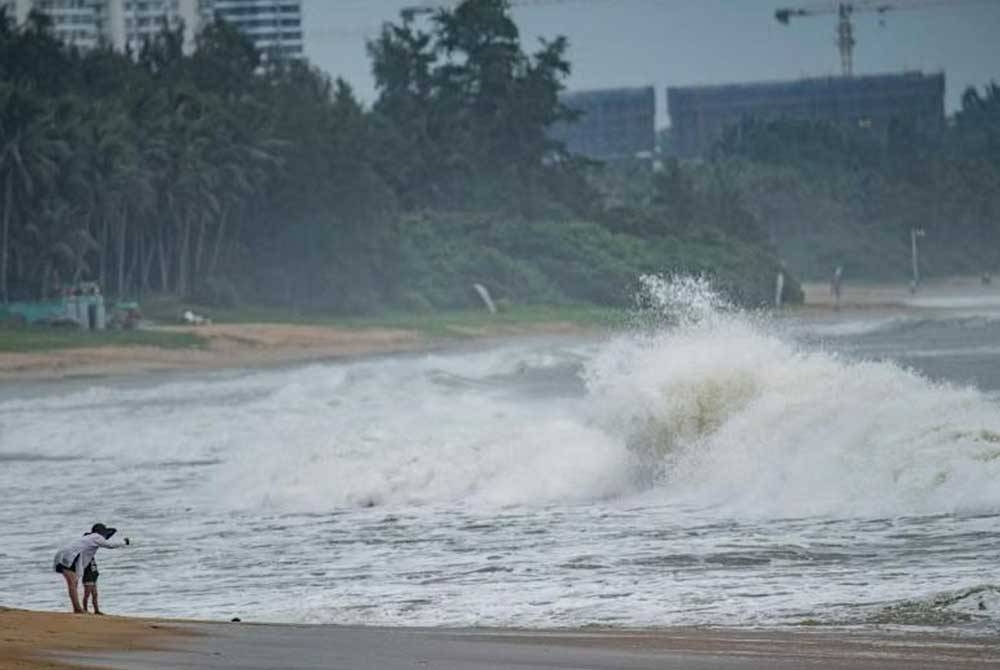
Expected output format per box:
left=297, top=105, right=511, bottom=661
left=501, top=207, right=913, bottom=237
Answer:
left=1, top=278, right=999, bottom=632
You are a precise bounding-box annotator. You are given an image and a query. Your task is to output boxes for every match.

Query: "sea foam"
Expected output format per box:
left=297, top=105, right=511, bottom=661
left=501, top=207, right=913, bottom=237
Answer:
left=586, top=276, right=1000, bottom=517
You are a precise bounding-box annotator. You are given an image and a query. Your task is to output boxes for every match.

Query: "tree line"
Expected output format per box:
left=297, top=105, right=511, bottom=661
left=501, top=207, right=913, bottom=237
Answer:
left=0, top=0, right=791, bottom=313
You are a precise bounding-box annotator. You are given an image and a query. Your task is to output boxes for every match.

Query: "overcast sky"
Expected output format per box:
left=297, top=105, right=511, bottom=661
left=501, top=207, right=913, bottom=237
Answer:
left=301, top=0, right=1000, bottom=126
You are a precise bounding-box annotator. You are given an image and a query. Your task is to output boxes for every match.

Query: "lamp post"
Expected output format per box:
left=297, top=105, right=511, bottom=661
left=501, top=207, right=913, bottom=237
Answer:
left=910, top=227, right=925, bottom=293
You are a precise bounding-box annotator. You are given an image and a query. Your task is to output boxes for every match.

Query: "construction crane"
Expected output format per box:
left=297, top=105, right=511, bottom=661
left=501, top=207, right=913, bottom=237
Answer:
left=774, top=0, right=978, bottom=77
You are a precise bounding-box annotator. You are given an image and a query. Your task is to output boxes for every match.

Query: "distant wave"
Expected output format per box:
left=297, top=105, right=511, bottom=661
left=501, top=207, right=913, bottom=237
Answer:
left=906, top=295, right=1000, bottom=309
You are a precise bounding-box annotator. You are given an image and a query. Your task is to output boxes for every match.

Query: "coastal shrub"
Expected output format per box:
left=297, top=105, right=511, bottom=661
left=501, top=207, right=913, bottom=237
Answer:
left=193, top=276, right=242, bottom=309
left=0, top=312, right=28, bottom=330
left=395, top=213, right=795, bottom=310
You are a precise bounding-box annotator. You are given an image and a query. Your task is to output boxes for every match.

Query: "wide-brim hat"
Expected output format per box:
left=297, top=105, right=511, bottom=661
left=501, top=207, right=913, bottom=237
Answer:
left=90, top=523, right=117, bottom=539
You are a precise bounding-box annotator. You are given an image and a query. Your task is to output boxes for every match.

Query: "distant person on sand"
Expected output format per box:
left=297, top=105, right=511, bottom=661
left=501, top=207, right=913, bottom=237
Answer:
left=53, top=523, right=130, bottom=614
left=831, top=265, right=844, bottom=309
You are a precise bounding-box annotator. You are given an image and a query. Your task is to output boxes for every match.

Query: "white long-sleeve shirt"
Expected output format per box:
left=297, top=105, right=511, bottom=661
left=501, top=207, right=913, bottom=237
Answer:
left=53, top=532, right=127, bottom=580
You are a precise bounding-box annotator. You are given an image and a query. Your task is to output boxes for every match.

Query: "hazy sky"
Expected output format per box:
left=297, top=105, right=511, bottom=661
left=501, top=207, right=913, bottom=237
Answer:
left=302, top=0, right=1000, bottom=126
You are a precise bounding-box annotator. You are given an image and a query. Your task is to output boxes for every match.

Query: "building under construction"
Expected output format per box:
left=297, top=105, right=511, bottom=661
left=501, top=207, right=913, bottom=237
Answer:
left=549, top=86, right=656, bottom=160
left=667, top=71, right=945, bottom=158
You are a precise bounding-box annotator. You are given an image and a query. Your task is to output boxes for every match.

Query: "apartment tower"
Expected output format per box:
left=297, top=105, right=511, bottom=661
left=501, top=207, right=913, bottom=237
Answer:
left=1, top=0, right=301, bottom=58
left=199, top=0, right=302, bottom=59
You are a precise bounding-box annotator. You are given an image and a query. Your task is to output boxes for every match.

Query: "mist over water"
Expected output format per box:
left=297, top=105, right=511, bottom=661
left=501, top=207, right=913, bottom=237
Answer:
left=2, top=278, right=999, bottom=630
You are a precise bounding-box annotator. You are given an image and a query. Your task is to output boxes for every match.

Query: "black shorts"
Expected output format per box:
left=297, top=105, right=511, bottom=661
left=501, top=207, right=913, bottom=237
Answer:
left=55, top=554, right=81, bottom=574
left=83, top=561, right=99, bottom=584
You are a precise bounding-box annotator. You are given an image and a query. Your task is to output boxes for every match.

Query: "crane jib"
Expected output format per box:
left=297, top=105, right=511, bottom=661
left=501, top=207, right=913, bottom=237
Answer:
left=774, top=0, right=985, bottom=78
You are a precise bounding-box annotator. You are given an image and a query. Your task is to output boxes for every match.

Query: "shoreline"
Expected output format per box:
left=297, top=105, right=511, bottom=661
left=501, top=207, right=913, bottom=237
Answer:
left=798, top=275, right=1000, bottom=310
left=3, top=277, right=999, bottom=383
left=0, top=319, right=593, bottom=384
left=3, top=609, right=998, bottom=670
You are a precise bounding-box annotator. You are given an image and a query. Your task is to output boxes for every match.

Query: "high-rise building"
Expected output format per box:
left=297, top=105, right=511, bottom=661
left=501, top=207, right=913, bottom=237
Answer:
left=1, top=0, right=301, bottom=59
left=199, top=0, right=302, bottom=60
left=109, top=0, right=199, bottom=53
left=1, top=0, right=198, bottom=51
left=667, top=72, right=945, bottom=158
left=2, top=0, right=104, bottom=50
left=548, top=86, right=657, bottom=161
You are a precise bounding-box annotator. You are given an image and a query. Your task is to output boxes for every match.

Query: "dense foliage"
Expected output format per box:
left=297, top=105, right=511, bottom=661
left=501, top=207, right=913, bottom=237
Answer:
left=711, top=85, right=1000, bottom=280
left=0, top=0, right=789, bottom=313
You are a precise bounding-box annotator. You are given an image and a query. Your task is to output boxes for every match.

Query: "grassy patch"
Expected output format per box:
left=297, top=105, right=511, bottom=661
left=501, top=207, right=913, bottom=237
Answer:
left=141, top=296, right=341, bottom=326
left=2, top=297, right=624, bottom=354
left=339, top=304, right=626, bottom=337
left=0, top=327, right=207, bottom=353
left=140, top=295, right=625, bottom=337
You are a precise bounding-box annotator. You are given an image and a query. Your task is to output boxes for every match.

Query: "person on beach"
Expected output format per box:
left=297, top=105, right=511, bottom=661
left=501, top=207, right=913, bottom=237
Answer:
left=53, top=523, right=130, bottom=614
left=82, top=552, right=102, bottom=614
left=831, top=265, right=843, bottom=310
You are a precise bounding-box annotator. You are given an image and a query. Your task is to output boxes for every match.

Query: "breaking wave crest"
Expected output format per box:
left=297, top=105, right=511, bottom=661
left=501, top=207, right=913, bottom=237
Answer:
left=218, top=275, right=1000, bottom=516
left=585, top=275, right=1000, bottom=517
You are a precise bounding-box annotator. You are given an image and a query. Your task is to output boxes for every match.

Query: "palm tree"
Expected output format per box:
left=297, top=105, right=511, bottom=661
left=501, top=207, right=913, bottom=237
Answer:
left=70, top=100, right=138, bottom=295
left=201, top=104, right=283, bottom=281
left=21, top=197, right=98, bottom=298
left=0, top=86, right=65, bottom=303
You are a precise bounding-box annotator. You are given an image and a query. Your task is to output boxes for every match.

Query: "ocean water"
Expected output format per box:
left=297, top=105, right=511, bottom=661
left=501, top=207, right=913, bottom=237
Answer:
left=1, top=277, right=999, bottom=631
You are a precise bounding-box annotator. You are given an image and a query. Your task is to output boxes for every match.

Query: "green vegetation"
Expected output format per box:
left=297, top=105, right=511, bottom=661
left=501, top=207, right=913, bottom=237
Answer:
left=711, top=87, right=1000, bottom=280
left=0, top=326, right=205, bottom=352
left=339, top=304, right=624, bottom=338
left=0, top=0, right=792, bottom=319
left=141, top=293, right=621, bottom=337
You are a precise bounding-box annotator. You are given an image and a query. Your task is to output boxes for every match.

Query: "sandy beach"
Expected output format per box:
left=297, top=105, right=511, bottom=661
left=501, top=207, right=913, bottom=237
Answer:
left=0, top=320, right=590, bottom=383
left=0, top=323, right=424, bottom=382
left=3, top=609, right=998, bottom=670
left=0, top=608, right=182, bottom=670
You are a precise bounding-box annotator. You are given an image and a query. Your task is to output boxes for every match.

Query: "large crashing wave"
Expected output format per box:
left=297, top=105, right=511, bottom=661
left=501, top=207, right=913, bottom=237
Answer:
left=5, top=276, right=1000, bottom=518
left=218, top=275, right=1000, bottom=515
left=586, top=275, right=1000, bottom=517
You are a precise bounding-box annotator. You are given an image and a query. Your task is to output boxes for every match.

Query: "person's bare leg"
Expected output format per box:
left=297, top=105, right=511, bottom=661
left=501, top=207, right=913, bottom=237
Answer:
left=61, top=571, right=83, bottom=613
left=90, top=585, right=102, bottom=615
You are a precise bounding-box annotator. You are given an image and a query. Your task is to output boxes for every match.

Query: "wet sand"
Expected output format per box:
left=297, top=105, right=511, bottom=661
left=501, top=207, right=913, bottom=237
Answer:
left=800, top=275, right=1000, bottom=310
left=0, top=608, right=183, bottom=669
left=3, top=609, right=998, bottom=670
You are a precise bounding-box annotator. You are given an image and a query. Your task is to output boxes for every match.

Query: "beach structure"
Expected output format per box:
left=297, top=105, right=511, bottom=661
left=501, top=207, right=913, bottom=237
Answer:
left=549, top=86, right=656, bottom=160
left=667, top=71, right=945, bottom=158
left=0, top=0, right=302, bottom=58
left=1, top=283, right=106, bottom=330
